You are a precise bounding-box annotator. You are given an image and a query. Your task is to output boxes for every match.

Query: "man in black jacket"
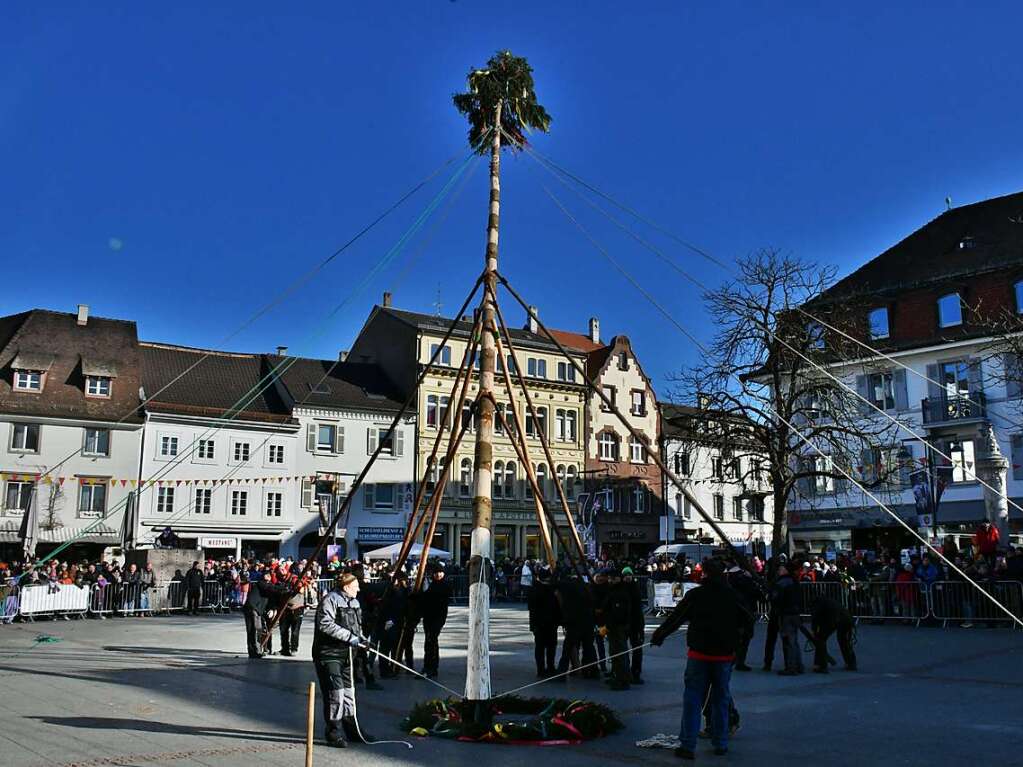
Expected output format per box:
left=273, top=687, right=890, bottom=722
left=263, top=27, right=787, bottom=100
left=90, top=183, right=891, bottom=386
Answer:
left=555, top=574, right=598, bottom=678
left=601, top=569, right=634, bottom=691
left=184, top=561, right=204, bottom=616
left=419, top=562, right=452, bottom=678
left=527, top=565, right=560, bottom=677
left=772, top=563, right=804, bottom=676
left=651, top=558, right=749, bottom=760
left=243, top=570, right=290, bottom=658
left=726, top=561, right=764, bottom=671
left=622, top=567, right=646, bottom=684
left=810, top=596, right=857, bottom=672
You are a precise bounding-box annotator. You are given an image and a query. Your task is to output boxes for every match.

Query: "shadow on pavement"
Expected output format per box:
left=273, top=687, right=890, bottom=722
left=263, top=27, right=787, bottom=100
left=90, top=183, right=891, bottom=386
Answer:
left=27, top=715, right=304, bottom=744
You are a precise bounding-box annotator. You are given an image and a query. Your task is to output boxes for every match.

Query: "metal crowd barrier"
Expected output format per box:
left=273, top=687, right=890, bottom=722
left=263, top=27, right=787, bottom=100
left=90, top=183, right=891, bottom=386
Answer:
left=929, top=580, right=1023, bottom=625
left=17, top=583, right=91, bottom=620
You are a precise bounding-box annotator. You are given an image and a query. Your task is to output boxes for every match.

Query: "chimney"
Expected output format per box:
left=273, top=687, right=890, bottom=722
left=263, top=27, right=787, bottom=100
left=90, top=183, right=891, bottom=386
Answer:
left=76, top=304, right=89, bottom=326
left=588, top=317, right=600, bottom=344
left=527, top=305, right=539, bottom=335
left=339, top=350, right=349, bottom=362
left=276, top=346, right=288, bottom=356
left=382, top=291, right=392, bottom=308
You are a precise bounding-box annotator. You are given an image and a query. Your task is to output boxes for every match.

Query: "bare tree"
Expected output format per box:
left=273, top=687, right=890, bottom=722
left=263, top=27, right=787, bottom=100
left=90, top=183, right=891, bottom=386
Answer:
left=670, top=250, right=906, bottom=555
left=42, top=483, right=65, bottom=532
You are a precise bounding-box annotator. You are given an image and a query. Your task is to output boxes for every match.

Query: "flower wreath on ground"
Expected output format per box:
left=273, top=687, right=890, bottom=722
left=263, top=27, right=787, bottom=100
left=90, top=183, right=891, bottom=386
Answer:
left=402, top=695, right=623, bottom=745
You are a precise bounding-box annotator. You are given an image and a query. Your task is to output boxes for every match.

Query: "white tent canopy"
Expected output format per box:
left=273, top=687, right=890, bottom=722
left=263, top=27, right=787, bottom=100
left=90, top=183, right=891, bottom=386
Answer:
left=362, top=542, right=451, bottom=562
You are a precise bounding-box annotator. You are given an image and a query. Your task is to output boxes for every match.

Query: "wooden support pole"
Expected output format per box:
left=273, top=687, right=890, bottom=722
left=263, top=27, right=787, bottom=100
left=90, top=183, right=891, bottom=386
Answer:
left=305, top=681, right=315, bottom=767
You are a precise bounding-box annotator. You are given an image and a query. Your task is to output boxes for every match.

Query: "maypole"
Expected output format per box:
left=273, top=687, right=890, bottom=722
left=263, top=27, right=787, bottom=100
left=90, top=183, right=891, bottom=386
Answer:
left=452, top=51, right=552, bottom=708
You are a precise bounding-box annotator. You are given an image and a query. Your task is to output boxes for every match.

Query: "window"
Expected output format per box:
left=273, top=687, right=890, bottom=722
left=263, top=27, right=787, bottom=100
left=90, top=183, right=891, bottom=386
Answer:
left=868, top=308, right=889, bottom=340
left=160, top=435, right=178, bottom=458
left=598, top=431, right=620, bottom=461
left=948, top=439, right=976, bottom=483
left=629, top=435, right=647, bottom=463
left=632, top=485, right=646, bottom=512
left=315, top=424, right=344, bottom=453
left=555, top=409, right=566, bottom=441
left=83, top=428, right=110, bottom=457
left=157, top=486, right=175, bottom=514
left=194, top=488, right=212, bottom=514
left=429, top=344, right=452, bottom=366
left=13, top=370, right=42, bottom=391
left=364, top=483, right=395, bottom=510
left=868, top=372, right=895, bottom=410
left=85, top=376, right=111, bottom=397
left=565, top=410, right=577, bottom=442
left=4, top=480, right=33, bottom=513
left=424, top=457, right=445, bottom=496
left=233, top=442, right=250, bottom=462
left=493, top=461, right=506, bottom=499
left=460, top=402, right=474, bottom=433
left=268, top=444, right=285, bottom=464
left=506, top=355, right=518, bottom=375
left=527, top=357, right=547, bottom=378
left=617, top=352, right=629, bottom=371
left=231, top=490, right=248, bottom=515
left=197, top=439, right=215, bottom=460
left=495, top=403, right=513, bottom=436
left=79, top=480, right=107, bottom=517
left=713, top=494, right=724, bottom=520
left=566, top=465, right=578, bottom=500
left=750, top=496, right=765, bottom=521
left=1016, top=281, right=1023, bottom=314
left=937, top=293, right=962, bottom=328
left=266, top=491, right=283, bottom=517
left=631, top=390, right=646, bottom=416
left=806, top=322, right=825, bottom=350
left=556, top=361, right=576, bottom=382
left=711, top=456, right=724, bottom=480
left=601, top=385, right=616, bottom=412
left=674, top=452, right=690, bottom=476
left=526, top=406, right=547, bottom=439
left=530, top=463, right=548, bottom=499
left=11, top=423, right=40, bottom=453
left=459, top=458, right=473, bottom=498
left=732, top=497, right=743, bottom=521
left=939, top=360, right=970, bottom=398
left=503, top=461, right=517, bottom=499
left=369, top=427, right=403, bottom=456
left=814, top=456, right=835, bottom=493
left=426, top=395, right=438, bottom=427
left=683, top=495, right=693, bottom=520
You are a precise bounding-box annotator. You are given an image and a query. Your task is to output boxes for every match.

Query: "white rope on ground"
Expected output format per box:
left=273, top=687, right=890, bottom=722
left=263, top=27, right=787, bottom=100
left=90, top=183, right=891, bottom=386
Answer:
left=493, top=642, right=654, bottom=699
left=362, top=645, right=464, bottom=699
left=530, top=183, right=1023, bottom=630
left=347, top=647, right=414, bottom=749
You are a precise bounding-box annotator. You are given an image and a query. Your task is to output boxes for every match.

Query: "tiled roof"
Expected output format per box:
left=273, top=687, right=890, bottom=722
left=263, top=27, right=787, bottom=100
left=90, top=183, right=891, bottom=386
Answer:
left=548, top=329, right=602, bottom=353
left=378, top=306, right=587, bottom=355
left=140, top=343, right=292, bottom=423
left=822, top=190, right=1023, bottom=299
left=268, top=356, right=405, bottom=413
left=0, top=309, right=143, bottom=424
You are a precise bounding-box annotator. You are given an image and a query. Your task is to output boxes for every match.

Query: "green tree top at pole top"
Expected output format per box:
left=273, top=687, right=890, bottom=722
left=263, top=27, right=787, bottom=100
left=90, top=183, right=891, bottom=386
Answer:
left=452, top=50, right=552, bottom=153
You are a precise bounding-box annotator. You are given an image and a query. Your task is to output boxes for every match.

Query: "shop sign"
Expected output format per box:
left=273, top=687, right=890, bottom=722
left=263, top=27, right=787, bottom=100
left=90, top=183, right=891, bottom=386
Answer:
left=199, top=536, right=237, bottom=549
left=357, top=526, right=404, bottom=542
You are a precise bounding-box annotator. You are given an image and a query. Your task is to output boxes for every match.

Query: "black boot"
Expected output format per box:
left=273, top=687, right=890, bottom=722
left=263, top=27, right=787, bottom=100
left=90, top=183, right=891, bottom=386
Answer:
left=325, top=726, right=347, bottom=748
left=342, top=716, right=371, bottom=744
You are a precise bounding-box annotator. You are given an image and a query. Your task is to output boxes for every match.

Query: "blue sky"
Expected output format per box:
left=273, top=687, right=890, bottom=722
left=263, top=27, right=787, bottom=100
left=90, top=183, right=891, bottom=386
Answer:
left=4, top=2, right=1023, bottom=398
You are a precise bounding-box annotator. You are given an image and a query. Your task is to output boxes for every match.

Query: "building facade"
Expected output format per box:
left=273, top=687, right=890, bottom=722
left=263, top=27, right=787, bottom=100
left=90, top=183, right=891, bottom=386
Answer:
left=788, top=191, right=1023, bottom=554
left=0, top=307, right=144, bottom=559
left=348, top=298, right=588, bottom=563
left=660, top=403, right=773, bottom=555
left=556, top=321, right=665, bottom=558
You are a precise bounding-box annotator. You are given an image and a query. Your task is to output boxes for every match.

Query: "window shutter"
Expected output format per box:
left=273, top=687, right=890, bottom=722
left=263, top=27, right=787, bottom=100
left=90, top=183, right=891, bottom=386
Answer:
left=364, top=484, right=374, bottom=509
left=967, top=358, right=982, bottom=395
left=854, top=375, right=869, bottom=415
left=859, top=447, right=874, bottom=483
left=925, top=364, right=942, bottom=402
left=367, top=428, right=378, bottom=455
left=898, top=444, right=914, bottom=488
left=394, top=428, right=404, bottom=457
left=301, top=479, right=313, bottom=508
left=306, top=424, right=316, bottom=452
left=1012, top=436, right=1023, bottom=482
left=893, top=369, right=909, bottom=411
left=393, top=485, right=400, bottom=510
left=335, top=425, right=345, bottom=453
left=1004, top=353, right=1022, bottom=400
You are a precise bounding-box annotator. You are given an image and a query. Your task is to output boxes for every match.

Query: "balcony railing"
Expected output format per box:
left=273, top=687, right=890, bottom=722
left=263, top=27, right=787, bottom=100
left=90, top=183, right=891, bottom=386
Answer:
left=921, top=391, right=986, bottom=425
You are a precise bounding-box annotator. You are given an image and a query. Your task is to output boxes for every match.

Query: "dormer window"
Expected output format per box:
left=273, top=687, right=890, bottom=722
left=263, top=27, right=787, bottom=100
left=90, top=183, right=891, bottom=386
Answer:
left=85, top=376, right=111, bottom=398
left=868, top=307, right=889, bottom=340
left=937, top=293, right=963, bottom=328
left=1015, top=281, right=1023, bottom=314
left=14, top=370, right=43, bottom=391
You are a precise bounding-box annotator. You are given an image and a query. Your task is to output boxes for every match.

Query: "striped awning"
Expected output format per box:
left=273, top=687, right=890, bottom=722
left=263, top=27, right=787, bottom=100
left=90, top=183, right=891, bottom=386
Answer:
left=0, top=519, right=119, bottom=544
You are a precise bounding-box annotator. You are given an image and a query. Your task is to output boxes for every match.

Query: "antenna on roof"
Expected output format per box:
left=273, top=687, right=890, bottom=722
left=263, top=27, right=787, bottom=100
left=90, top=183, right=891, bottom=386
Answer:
left=432, top=285, right=444, bottom=317
left=945, top=196, right=952, bottom=211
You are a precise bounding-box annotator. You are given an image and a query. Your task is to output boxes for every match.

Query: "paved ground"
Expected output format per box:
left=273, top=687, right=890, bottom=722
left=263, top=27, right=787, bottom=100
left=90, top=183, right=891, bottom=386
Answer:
left=1, top=607, right=1021, bottom=767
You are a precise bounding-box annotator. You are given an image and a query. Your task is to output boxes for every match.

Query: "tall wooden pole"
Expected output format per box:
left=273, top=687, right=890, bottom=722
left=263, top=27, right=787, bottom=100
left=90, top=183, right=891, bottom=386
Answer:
left=466, top=104, right=502, bottom=703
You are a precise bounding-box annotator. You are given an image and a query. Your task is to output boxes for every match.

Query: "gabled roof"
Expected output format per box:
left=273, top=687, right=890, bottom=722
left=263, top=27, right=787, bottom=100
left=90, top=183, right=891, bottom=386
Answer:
left=376, top=306, right=588, bottom=356
left=659, top=402, right=753, bottom=444
left=267, top=356, right=405, bottom=413
left=822, top=190, right=1023, bottom=300
left=140, top=343, right=292, bottom=423
left=549, top=329, right=602, bottom=353
left=0, top=309, right=143, bottom=423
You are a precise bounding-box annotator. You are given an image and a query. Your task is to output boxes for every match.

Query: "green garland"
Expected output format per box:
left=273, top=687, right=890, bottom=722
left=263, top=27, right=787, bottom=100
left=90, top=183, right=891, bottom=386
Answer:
left=402, top=695, right=623, bottom=744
